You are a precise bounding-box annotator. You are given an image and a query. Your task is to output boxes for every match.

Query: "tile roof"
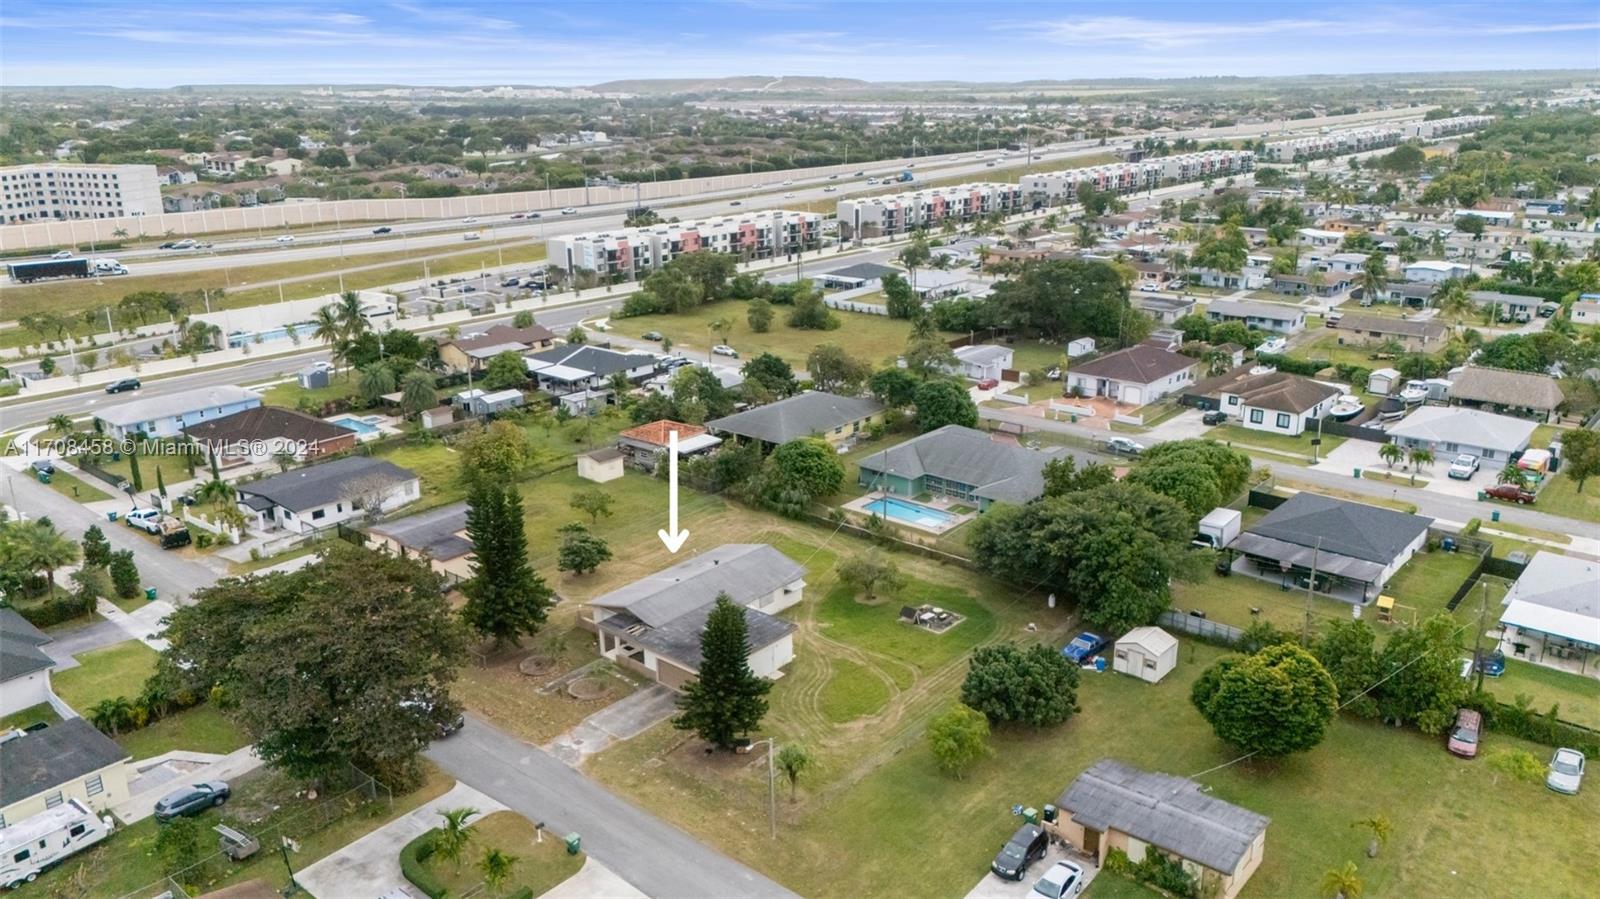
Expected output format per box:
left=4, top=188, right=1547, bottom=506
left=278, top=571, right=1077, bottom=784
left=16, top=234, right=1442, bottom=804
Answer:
left=1058, top=759, right=1270, bottom=873
left=1068, top=345, right=1196, bottom=385
left=858, top=425, right=1059, bottom=504
left=708, top=391, right=884, bottom=445
left=183, top=406, right=353, bottom=450
left=1247, top=492, right=1432, bottom=565
left=0, top=718, right=130, bottom=807
left=235, top=455, right=416, bottom=513
left=619, top=420, right=707, bottom=449
left=1447, top=367, right=1564, bottom=411
left=588, top=544, right=805, bottom=628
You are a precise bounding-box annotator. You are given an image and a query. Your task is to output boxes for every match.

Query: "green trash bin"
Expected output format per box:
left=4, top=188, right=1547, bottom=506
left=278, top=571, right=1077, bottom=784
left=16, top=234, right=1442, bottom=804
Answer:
left=1353, top=467, right=1362, bottom=478
left=107, top=511, right=119, bottom=522
left=564, top=833, right=581, bottom=856
left=144, top=587, right=157, bottom=601
left=1491, top=510, right=1501, bottom=523
left=37, top=471, right=51, bottom=484
left=1477, top=490, right=1487, bottom=501
left=1022, top=807, right=1039, bottom=825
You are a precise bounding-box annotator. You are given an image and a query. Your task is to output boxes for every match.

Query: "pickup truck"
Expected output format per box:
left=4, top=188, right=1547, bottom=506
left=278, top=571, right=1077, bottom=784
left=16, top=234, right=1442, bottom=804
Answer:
left=124, top=509, right=163, bottom=534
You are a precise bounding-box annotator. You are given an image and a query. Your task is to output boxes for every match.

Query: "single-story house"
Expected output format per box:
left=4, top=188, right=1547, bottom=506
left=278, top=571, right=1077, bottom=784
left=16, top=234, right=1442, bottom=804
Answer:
left=1373, top=280, right=1439, bottom=307
left=1136, top=295, right=1195, bottom=325
left=237, top=455, right=420, bottom=534
left=1385, top=406, right=1536, bottom=464
left=1066, top=345, right=1197, bottom=406
left=0, top=718, right=132, bottom=826
left=1497, top=552, right=1600, bottom=675
left=856, top=425, right=1061, bottom=510
left=454, top=388, right=525, bottom=417
left=438, top=323, right=557, bottom=374
left=585, top=544, right=806, bottom=690
left=1112, top=627, right=1178, bottom=684
left=1403, top=260, right=1472, bottom=283
left=1055, top=760, right=1269, bottom=899
left=708, top=391, right=886, bottom=450
left=1218, top=371, right=1340, bottom=437
left=1446, top=367, right=1564, bottom=422
left=1205, top=299, right=1306, bottom=335
left=525, top=345, right=659, bottom=395
left=1572, top=299, right=1600, bottom=324
left=812, top=261, right=897, bottom=290
left=1468, top=290, right=1542, bottom=316
left=1268, top=272, right=1351, bottom=298
left=616, top=420, right=721, bottom=471
left=1333, top=313, right=1448, bottom=353
left=1228, top=492, right=1433, bottom=602
left=577, top=447, right=625, bottom=483
left=0, top=608, right=56, bottom=717
left=94, top=385, right=262, bottom=440
left=183, top=406, right=357, bottom=469
left=950, top=344, right=1013, bottom=381
left=366, top=502, right=474, bottom=582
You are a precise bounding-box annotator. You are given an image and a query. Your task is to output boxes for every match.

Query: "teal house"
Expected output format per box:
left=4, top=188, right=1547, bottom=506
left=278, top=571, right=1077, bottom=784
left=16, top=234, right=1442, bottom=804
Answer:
left=856, top=425, right=1060, bottom=511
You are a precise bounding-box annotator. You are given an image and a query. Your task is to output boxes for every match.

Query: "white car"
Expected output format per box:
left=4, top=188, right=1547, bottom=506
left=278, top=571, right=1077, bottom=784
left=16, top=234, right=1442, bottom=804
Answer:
left=275, top=235, right=295, bottom=244
left=823, top=186, right=838, bottom=192
left=1106, top=436, right=1144, bottom=456
left=51, top=250, right=73, bottom=259
left=782, top=180, right=793, bottom=186
left=124, top=508, right=163, bottom=534
left=1139, top=283, right=1160, bottom=292
left=712, top=344, right=739, bottom=358
left=1548, top=748, right=1585, bottom=794
left=462, top=231, right=481, bottom=241
left=1031, top=860, right=1086, bottom=899
left=784, top=192, right=796, bottom=199
left=1448, top=454, right=1480, bottom=480
left=561, top=207, right=577, bottom=215
left=462, top=216, right=477, bottom=223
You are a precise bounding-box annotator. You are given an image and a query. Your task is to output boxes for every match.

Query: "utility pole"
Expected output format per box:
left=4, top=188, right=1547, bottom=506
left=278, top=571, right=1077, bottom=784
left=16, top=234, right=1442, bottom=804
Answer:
left=1473, top=577, right=1490, bottom=693
left=1303, top=536, right=1322, bottom=644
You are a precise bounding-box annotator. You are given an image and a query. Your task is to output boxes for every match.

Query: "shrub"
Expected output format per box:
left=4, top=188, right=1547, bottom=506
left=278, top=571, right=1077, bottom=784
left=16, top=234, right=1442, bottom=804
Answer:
left=8, top=594, right=93, bottom=627
left=400, top=828, right=448, bottom=898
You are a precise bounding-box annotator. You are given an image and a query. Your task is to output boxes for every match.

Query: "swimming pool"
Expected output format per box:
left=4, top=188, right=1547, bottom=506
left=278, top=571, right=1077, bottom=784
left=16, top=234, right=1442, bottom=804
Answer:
left=328, top=415, right=380, bottom=436
left=863, top=496, right=956, bottom=529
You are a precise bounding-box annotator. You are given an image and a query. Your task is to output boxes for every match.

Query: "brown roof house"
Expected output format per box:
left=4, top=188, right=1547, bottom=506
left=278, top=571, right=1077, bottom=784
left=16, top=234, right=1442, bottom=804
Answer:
left=438, top=323, right=557, bottom=374
left=1447, top=367, right=1565, bottom=423
left=616, top=420, right=722, bottom=471
left=1218, top=370, right=1341, bottom=437
left=1054, top=760, right=1269, bottom=899
left=184, top=406, right=357, bottom=469
left=1065, top=345, right=1197, bottom=406
left=1333, top=313, right=1447, bottom=353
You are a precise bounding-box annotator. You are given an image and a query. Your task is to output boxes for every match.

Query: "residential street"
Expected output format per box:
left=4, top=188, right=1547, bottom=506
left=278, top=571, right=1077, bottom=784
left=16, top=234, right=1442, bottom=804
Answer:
left=427, top=715, right=799, bottom=899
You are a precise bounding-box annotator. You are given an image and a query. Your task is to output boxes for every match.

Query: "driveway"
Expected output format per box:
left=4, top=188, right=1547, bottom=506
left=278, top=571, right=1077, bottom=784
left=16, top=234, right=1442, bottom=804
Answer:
left=545, top=684, right=678, bottom=766
left=964, top=842, right=1099, bottom=899
left=427, top=715, right=798, bottom=899
left=295, top=782, right=507, bottom=899
left=539, top=858, right=647, bottom=899
left=113, top=744, right=265, bottom=823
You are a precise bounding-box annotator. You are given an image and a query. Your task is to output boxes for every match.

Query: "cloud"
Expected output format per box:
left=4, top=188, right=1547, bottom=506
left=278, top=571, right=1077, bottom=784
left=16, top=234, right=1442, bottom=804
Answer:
left=1034, top=15, right=1341, bottom=49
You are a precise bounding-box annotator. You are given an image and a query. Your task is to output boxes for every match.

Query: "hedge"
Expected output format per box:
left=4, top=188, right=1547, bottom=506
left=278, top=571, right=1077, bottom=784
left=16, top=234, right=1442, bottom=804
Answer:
left=6, top=596, right=94, bottom=628
left=399, top=829, right=532, bottom=899
left=1463, top=691, right=1600, bottom=759
left=1253, top=352, right=1328, bottom=376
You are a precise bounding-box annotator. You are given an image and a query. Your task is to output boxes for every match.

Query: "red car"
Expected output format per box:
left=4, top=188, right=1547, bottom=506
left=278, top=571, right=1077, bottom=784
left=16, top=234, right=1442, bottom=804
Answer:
left=976, top=378, right=999, bottom=390
left=1485, top=484, right=1536, bottom=505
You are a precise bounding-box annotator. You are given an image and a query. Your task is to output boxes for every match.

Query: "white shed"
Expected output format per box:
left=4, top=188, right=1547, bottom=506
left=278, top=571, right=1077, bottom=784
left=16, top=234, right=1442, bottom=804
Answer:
left=1113, top=626, right=1179, bottom=684
left=1067, top=337, right=1097, bottom=359
left=1367, top=367, right=1401, bottom=396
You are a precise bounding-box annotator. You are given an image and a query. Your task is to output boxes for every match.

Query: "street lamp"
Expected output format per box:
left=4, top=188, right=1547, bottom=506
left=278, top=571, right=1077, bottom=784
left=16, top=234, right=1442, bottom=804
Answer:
left=748, top=738, right=778, bottom=840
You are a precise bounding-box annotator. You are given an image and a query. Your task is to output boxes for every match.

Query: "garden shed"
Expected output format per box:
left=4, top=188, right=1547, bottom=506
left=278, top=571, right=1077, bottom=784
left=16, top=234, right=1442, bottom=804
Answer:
left=1112, top=626, right=1178, bottom=683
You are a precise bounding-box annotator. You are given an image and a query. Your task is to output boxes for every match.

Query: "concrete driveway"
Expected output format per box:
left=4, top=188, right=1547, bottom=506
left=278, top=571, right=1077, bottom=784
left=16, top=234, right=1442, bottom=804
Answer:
left=295, top=782, right=506, bottom=899
left=964, top=842, right=1099, bottom=899
left=538, top=858, right=647, bottom=899
left=545, top=684, right=677, bottom=766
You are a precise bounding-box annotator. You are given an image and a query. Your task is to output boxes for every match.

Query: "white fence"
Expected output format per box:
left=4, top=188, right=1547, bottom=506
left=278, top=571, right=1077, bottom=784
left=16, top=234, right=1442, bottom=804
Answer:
left=1049, top=401, right=1096, bottom=419
left=183, top=508, right=242, bottom=544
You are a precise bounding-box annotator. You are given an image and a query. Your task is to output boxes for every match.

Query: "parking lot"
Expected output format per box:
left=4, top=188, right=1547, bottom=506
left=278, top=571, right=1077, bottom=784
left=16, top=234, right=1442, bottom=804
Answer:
left=963, top=841, right=1100, bottom=899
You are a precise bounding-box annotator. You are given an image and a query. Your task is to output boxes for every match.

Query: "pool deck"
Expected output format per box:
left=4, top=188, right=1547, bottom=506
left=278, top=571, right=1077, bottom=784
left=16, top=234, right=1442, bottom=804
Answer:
left=323, top=413, right=402, bottom=442
left=841, top=491, right=977, bottom=536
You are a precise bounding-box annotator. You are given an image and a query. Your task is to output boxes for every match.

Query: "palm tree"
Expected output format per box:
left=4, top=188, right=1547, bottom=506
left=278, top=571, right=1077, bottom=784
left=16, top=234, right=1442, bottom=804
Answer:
left=1407, top=447, right=1434, bottom=484
left=1202, top=348, right=1232, bottom=376
left=89, top=696, right=134, bottom=736
left=400, top=370, right=438, bottom=417
left=47, top=414, right=74, bottom=437
left=1359, top=254, right=1388, bottom=303
left=272, top=450, right=296, bottom=473
left=1320, top=861, right=1363, bottom=899
left=1378, top=443, right=1404, bottom=470
left=357, top=363, right=396, bottom=405
left=1497, top=461, right=1525, bottom=486
left=431, top=807, right=479, bottom=873
left=335, top=291, right=369, bottom=338
left=3, top=520, right=80, bottom=592
left=1352, top=814, right=1392, bottom=858
left=478, top=847, right=520, bottom=897
left=112, top=227, right=129, bottom=239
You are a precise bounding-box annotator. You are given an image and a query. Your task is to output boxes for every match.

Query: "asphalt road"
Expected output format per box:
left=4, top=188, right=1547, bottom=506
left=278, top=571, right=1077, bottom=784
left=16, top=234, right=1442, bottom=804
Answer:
left=427, top=716, right=799, bottom=899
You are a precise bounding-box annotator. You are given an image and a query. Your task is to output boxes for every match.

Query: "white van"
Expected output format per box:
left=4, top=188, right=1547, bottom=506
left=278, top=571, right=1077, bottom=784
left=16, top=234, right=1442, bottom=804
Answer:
left=0, top=799, right=115, bottom=888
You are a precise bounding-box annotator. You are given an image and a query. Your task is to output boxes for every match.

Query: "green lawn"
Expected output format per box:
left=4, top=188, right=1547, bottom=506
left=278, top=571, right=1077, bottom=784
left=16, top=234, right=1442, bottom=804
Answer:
left=816, top=657, right=896, bottom=724
left=88, top=437, right=202, bottom=493
left=1008, top=341, right=1070, bottom=375
left=1363, top=468, right=1429, bottom=489
left=376, top=440, right=468, bottom=507
left=46, top=468, right=113, bottom=503
left=810, top=566, right=998, bottom=682
left=1290, top=332, right=1411, bottom=371
left=1172, top=567, right=1361, bottom=636
left=406, top=811, right=584, bottom=898
left=118, top=703, right=251, bottom=760
left=1534, top=473, right=1600, bottom=524
left=259, top=375, right=362, bottom=412
left=1216, top=424, right=1347, bottom=460
left=1486, top=659, right=1600, bottom=731
left=615, top=302, right=926, bottom=371
left=0, top=702, right=61, bottom=731
left=1382, top=548, right=1481, bottom=621
left=51, top=639, right=159, bottom=714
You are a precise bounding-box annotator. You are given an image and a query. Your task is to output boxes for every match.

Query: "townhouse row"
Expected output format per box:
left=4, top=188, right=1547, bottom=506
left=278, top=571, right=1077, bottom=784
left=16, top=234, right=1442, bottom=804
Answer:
left=835, top=182, right=1026, bottom=241
left=1019, top=149, right=1256, bottom=206
left=1260, top=127, right=1405, bottom=163
left=545, top=209, right=823, bottom=281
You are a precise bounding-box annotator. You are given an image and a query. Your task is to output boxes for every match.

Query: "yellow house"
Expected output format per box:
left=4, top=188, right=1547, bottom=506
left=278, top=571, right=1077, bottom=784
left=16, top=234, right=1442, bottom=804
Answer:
left=707, top=391, right=885, bottom=450
left=0, top=718, right=132, bottom=827
left=366, top=502, right=475, bottom=584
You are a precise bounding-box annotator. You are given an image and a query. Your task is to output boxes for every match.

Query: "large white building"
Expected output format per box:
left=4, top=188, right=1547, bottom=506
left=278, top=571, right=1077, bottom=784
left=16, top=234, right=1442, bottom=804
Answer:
left=836, top=182, right=1024, bottom=240
left=1405, top=115, right=1493, bottom=140
left=1021, top=150, right=1254, bottom=205
left=0, top=163, right=162, bottom=224
left=1261, top=127, right=1403, bottom=163
left=546, top=209, right=822, bottom=281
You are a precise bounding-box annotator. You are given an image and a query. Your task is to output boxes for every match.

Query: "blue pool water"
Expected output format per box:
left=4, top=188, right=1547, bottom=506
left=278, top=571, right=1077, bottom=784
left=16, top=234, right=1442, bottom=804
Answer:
left=328, top=415, right=379, bottom=436
left=863, top=496, right=956, bottom=529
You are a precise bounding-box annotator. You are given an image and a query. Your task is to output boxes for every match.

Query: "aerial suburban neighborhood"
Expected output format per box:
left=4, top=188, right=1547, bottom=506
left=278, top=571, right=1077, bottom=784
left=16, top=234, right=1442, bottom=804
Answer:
left=1, top=4, right=1598, bottom=898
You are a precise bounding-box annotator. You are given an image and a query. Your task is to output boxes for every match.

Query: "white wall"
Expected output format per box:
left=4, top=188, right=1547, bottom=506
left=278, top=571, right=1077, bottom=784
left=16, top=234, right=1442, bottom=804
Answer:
left=0, top=670, right=52, bottom=716
left=748, top=634, right=795, bottom=679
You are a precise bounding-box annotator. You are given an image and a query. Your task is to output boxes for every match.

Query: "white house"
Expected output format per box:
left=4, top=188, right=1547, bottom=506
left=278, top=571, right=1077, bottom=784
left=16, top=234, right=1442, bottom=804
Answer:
left=1385, top=406, right=1536, bottom=464
left=94, top=386, right=262, bottom=440
left=1402, top=260, right=1472, bottom=283
left=0, top=609, right=56, bottom=717
left=1497, top=552, right=1600, bottom=675
left=1066, top=345, right=1196, bottom=406
left=236, top=456, right=420, bottom=534
left=951, top=344, right=1013, bottom=381
left=1573, top=299, right=1600, bottom=324
left=1113, top=627, right=1179, bottom=684
left=585, top=544, right=806, bottom=690
left=1219, top=371, right=1340, bottom=437
left=1205, top=299, right=1306, bottom=335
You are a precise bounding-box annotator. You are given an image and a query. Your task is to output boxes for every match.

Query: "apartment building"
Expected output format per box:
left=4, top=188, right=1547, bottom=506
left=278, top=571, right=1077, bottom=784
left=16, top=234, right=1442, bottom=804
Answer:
left=1021, top=151, right=1254, bottom=205
left=836, top=182, right=1023, bottom=241
left=1405, top=115, right=1493, bottom=140
left=546, top=209, right=822, bottom=281
left=1260, top=127, right=1403, bottom=163
left=0, top=163, right=161, bottom=224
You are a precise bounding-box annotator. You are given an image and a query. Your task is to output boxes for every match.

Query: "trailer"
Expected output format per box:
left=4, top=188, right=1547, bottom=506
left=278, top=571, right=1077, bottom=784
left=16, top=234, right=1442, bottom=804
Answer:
left=0, top=799, right=115, bottom=889
left=7, top=258, right=91, bottom=283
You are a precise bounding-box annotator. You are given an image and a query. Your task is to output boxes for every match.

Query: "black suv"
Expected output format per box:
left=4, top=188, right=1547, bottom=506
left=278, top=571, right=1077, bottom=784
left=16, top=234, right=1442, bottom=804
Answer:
left=1202, top=410, right=1227, bottom=425
left=990, top=823, right=1048, bottom=881
left=105, top=377, right=141, bottom=394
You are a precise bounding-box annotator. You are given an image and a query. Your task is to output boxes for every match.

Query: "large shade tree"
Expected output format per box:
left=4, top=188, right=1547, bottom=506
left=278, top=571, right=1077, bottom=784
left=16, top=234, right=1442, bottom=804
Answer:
left=1191, top=644, right=1339, bottom=757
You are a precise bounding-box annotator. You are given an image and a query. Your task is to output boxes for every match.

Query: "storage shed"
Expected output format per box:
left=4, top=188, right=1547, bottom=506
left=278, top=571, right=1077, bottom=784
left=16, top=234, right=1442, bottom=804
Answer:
left=578, top=447, right=625, bottom=483
left=1113, top=626, right=1178, bottom=684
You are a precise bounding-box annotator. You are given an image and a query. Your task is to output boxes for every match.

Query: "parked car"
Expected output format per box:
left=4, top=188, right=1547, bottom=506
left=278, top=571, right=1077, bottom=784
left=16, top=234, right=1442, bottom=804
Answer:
left=372, top=226, right=393, bottom=234
left=1486, top=483, right=1536, bottom=505
left=823, top=186, right=838, bottom=192
left=1325, top=312, right=1343, bottom=328
left=641, top=331, right=663, bottom=341
left=1202, top=410, right=1228, bottom=426
left=437, top=712, right=467, bottom=738
left=1538, top=302, right=1559, bottom=318
left=1446, top=708, right=1482, bottom=758
left=1138, top=283, right=1159, bottom=292
left=105, top=377, right=141, bottom=394
left=1472, top=649, right=1505, bottom=677
left=1547, top=748, right=1586, bottom=794
left=124, top=509, right=164, bottom=534
left=990, top=823, right=1048, bottom=881
left=1061, top=632, right=1110, bottom=664
left=976, top=377, right=999, bottom=390
left=1106, top=436, right=1144, bottom=456
left=1448, top=454, right=1481, bottom=480
left=1032, top=860, right=1087, bottom=899
left=275, top=235, right=294, bottom=244
left=712, top=344, right=739, bottom=358
left=30, top=459, right=55, bottom=476
left=560, top=207, right=577, bottom=215
left=153, top=781, right=231, bottom=822
left=51, top=250, right=73, bottom=259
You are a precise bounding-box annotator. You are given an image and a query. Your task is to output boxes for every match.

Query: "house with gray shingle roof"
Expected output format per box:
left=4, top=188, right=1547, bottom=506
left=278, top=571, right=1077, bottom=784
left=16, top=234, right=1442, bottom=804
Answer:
left=1386, top=406, right=1536, bottom=463
left=856, top=425, right=1062, bottom=510
left=708, top=391, right=885, bottom=449
left=0, top=608, right=56, bottom=718
left=586, top=544, right=806, bottom=690
left=236, top=455, right=420, bottom=535
left=1055, top=759, right=1269, bottom=899
left=1, top=718, right=133, bottom=824
left=1228, top=492, right=1433, bottom=602
left=366, top=501, right=474, bottom=582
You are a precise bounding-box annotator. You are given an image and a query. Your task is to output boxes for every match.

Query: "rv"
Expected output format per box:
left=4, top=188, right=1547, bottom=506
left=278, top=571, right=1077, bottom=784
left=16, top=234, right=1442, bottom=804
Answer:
left=0, top=799, right=115, bottom=888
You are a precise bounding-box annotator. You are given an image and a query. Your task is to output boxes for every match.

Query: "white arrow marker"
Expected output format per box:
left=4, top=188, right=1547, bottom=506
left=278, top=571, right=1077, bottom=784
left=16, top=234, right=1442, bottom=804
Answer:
left=657, top=429, right=689, bottom=553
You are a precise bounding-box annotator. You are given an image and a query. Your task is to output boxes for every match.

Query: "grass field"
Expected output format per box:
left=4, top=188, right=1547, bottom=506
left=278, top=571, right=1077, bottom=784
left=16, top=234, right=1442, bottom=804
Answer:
left=613, top=301, right=925, bottom=371
left=51, top=639, right=159, bottom=713
left=1290, top=332, right=1403, bottom=371
left=1533, top=473, right=1600, bottom=524
left=1485, top=659, right=1600, bottom=731
left=0, top=701, right=60, bottom=731
left=46, top=468, right=113, bottom=503
left=88, top=437, right=202, bottom=493
left=1216, top=423, right=1347, bottom=460
left=1171, top=567, right=1361, bottom=636
left=406, top=811, right=585, bottom=898
left=119, top=703, right=251, bottom=759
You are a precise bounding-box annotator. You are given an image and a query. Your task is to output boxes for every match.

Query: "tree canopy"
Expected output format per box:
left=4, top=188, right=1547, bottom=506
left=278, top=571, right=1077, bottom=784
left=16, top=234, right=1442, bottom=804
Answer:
left=1190, top=643, right=1339, bottom=757
left=672, top=594, right=771, bottom=749
left=959, top=642, right=1081, bottom=728
left=983, top=259, right=1133, bottom=342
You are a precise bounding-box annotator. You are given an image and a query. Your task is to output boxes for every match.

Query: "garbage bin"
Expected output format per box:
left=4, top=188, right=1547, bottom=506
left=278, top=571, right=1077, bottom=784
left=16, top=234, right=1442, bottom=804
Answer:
left=107, top=511, right=119, bottom=522
left=144, top=587, right=157, bottom=601
left=564, top=833, right=582, bottom=856
left=1491, top=510, right=1501, bottom=523
left=36, top=471, right=51, bottom=484
left=1353, top=467, right=1362, bottom=478
left=1042, top=804, right=1058, bottom=824
left=1477, top=490, right=1487, bottom=501
left=1022, top=807, right=1039, bottom=825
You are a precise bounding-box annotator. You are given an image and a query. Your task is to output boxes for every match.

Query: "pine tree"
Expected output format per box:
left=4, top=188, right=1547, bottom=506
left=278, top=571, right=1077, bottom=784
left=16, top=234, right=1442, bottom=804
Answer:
left=81, top=525, right=112, bottom=569
left=460, top=480, right=551, bottom=649
left=673, top=594, right=771, bottom=749
left=155, top=466, right=168, bottom=498
left=128, top=445, right=144, bottom=492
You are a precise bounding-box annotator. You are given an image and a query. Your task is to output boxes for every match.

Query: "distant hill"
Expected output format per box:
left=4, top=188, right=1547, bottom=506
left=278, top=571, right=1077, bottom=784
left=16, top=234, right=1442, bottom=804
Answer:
left=587, top=75, right=871, bottom=94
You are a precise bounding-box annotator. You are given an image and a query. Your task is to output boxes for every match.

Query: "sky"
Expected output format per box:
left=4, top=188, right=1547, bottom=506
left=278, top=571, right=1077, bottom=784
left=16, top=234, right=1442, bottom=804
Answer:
left=2, top=1, right=1597, bottom=88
